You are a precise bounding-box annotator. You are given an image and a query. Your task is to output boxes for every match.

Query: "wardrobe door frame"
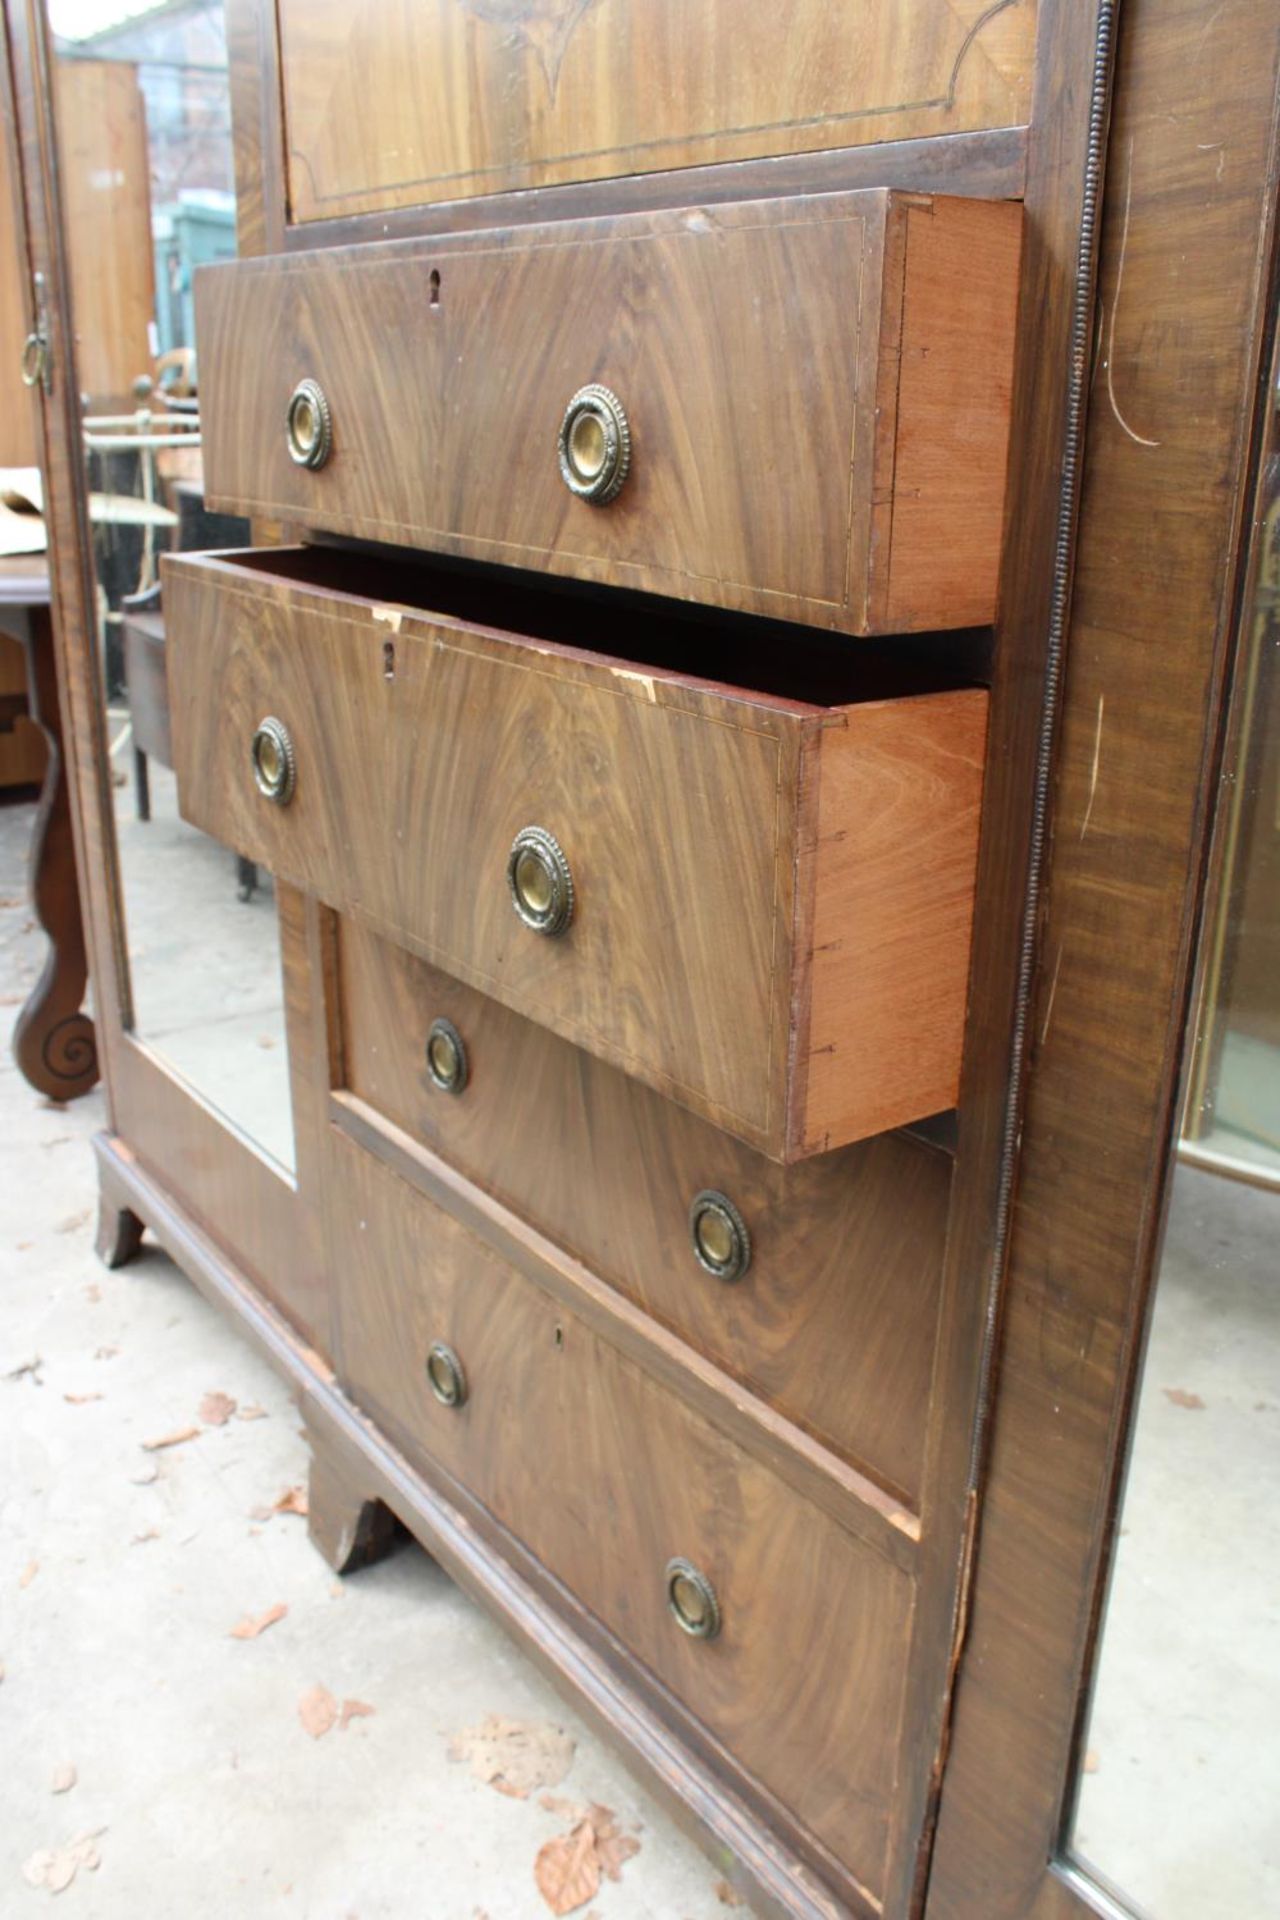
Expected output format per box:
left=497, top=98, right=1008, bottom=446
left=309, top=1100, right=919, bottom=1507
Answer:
left=925, top=2, right=1280, bottom=1915
left=1, top=0, right=329, bottom=1347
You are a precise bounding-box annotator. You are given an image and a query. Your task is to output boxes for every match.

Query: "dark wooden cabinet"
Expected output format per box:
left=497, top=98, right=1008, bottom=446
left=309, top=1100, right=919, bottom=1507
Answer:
left=6, top=0, right=1278, bottom=1915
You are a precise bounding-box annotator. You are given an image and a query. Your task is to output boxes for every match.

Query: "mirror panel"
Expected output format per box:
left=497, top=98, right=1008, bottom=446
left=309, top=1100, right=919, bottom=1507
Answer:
left=34, top=0, right=296, bottom=1172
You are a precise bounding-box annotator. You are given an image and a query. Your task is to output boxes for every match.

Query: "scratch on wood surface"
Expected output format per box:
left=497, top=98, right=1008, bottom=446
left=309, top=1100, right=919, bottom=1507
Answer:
left=610, top=665, right=657, bottom=702
left=1078, top=695, right=1105, bottom=841
left=1040, top=944, right=1064, bottom=1049
left=1104, top=140, right=1162, bottom=449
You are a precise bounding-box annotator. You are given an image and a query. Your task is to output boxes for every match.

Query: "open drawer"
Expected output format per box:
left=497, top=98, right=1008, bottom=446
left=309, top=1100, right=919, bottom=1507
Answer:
left=194, top=189, right=1022, bottom=636
left=161, top=545, right=987, bottom=1161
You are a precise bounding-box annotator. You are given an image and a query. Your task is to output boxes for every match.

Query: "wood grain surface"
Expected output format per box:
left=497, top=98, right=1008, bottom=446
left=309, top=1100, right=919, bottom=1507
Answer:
left=277, top=0, right=1037, bottom=221
left=329, top=1128, right=913, bottom=1906
left=336, top=918, right=953, bottom=1506
left=195, top=190, right=1021, bottom=634
left=162, top=545, right=986, bottom=1159
left=53, top=58, right=154, bottom=406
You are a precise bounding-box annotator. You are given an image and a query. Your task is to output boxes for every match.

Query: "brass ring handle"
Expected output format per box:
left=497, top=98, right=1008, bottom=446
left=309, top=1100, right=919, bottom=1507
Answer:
left=558, top=384, right=631, bottom=504
left=286, top=377, right=332, bottom=469
left=507, top=826, right=574, bottom=936
left=665, top=1558, right=721, bottom=1640
left=425, top=1016, right=469, bottom=1094
left=425, top=1340, right=467, bottom=1408
left=688, top=1190, right=751, bottom=1282
left=20, top=329, right=47, bottom=390
left=250, top=716, right=296, bottom=806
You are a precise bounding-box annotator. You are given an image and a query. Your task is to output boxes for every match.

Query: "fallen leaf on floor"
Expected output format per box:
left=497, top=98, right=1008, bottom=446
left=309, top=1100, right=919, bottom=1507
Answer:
left=1163, top=1387, right=1205, bottom=1410
left=94, top=1346, right=120, bottom=1361
left=229, top=1602, right=287, bottom=1640
left=50, top=1765, right=76, bottom=1795
left=534, top=1822, right=600, bottom=1916
left=55, top=1209, right=91, bottom=1235
left=84, top=1284, right=101, bottom=1304
left=21, top=1829, right=104, bottom=1893
left=1083, top=1749, right=1101, bottom=1774
left=142, top=1426, right=201, bottom=1451
left=258, top=1035, right=276, bottom=1049
left=63, top=1392, right=103, bottom=1406
left=585, top=1805, right=640, bottom=1883
left=236, top=1404, right=268, bottom=1421
left=449, top=1715, right=576, bottom=1798
left=18, top=1561, right=38, bottom=1589
left=199, top=1390, right=238, bottom=1426
left=15, top=1241, right=33, bottom=1252
left=714, top=1877, right=743, bottom=1905
left=299, top=1684, right=338, bottom=1739
left=340, top=1698, right=376, bottom=1730
left=130, top=1462, right=159, bottom=1486
left=131, top=1528, right=161, bottom=1547
left=252, top=1485, right=309, bottom=1522
left=4, top=1354, right=42, bottom=1381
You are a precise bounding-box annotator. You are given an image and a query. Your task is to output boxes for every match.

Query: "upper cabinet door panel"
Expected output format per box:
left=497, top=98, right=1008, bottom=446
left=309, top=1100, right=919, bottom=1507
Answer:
left=277, top=0, right=1039, bottom=222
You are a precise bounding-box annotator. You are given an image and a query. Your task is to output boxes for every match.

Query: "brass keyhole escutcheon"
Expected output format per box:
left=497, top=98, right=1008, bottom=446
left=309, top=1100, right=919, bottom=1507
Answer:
left=507, top=826, right=574, bottom=936
left=425, top=1340, right=467, bottom=1408
left=426, top=1016, right=468, bottom=1094
left=250, top=716, right=296, bottom=806
left=557, top=384, right=630, bottom=504
left=688, top=1190, right=751, bottom=1283
left=286, top=377, right=332, bottom=469
left=665, top=1558, right=721, bottom=1640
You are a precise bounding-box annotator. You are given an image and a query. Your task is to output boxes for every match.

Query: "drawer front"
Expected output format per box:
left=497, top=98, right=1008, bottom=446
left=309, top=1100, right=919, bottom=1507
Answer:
left=329, top=1131, right=913, bottom=1900
left=163, top=548, right=986, bottom=1159
left=196, top=190, right=1021, bottom=634
left=278, top=0, right=1036, bottom=222
left=338, top=918, right=949, bottom=1507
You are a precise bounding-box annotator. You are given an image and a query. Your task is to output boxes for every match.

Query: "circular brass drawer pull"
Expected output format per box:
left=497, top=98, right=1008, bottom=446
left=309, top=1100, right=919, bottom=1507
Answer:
left=688, top=1190, right=751, bottom=1282
left=558, top=384, right=631, bottom=504
left=250, top=716, right=296, bottom=806
left=425, top=1340, right=467, bottom=1407
left=286, top=377, right=332, bottom=469
left=426, top=1016, right=468, bottom=1094
left=507, top=826, right=574, bottom=936
left=665, top=1557, right=721, bottom=1640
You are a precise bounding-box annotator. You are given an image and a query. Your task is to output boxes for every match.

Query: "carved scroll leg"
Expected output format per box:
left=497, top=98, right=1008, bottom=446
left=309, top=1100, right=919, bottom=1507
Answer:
left=11, top=606, right=98, bottom=1101
left=305, top=1414, right=401, bottom=1574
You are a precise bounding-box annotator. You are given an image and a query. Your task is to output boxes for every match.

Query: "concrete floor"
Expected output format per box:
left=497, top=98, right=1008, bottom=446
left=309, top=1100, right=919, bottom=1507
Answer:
left=0, top=794, right=746, bottom=1920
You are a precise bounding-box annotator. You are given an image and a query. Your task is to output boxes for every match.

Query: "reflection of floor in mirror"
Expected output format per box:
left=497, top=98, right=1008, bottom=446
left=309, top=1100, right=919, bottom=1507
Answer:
left=1074, top=1159, right=1280, bottom=1920
left=106, top=724, right=295, bottom=1172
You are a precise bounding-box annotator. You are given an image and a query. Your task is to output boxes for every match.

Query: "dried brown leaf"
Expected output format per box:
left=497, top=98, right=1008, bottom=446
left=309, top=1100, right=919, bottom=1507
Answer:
left=236, top=1404, right=268, bottom=1421
left=229, top=1602, right=287, bottom=1640
left=84, top=1284, right=102, bottom=1304
left=449, top=1715, right=575, bottom=1798
left=714, top=1879, right=744, bottom=1907
left=596, top=1828, right=640, bottom=1883
left=299, top=1683, right=338, bottom=1739
left=534, top=1822, right=600, bottom=1917
left=340, top=1698, right=376, bottom=1730
left=63, top=1391, right=103, bottom=1405
left=18, top=1559, right=38, bottom=1589
left=1163, top=1387, right=1206, bottom=1410
left=21, top=1830, right=104, bottom=1893
left=142, top=1425, right=201, bottom=1451
left=198, top=1390, right=237, bottom=1426
left=51, top=1764, right=76, bottom=1795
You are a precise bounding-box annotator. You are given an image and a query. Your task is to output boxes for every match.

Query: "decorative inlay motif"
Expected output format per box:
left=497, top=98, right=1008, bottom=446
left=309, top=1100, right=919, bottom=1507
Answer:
left=456, top=0, right=605, bottom=97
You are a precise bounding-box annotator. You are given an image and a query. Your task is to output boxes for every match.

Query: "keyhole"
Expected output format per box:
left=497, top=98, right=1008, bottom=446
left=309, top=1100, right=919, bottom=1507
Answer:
left=383, top=640, right=396, bottom=680
left=429, top=269, right=441, bottom=307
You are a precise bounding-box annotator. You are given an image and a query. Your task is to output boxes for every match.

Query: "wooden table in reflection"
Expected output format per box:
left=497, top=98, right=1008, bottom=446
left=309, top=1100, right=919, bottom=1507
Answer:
left=0, top=554, right=98, bottom=1100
